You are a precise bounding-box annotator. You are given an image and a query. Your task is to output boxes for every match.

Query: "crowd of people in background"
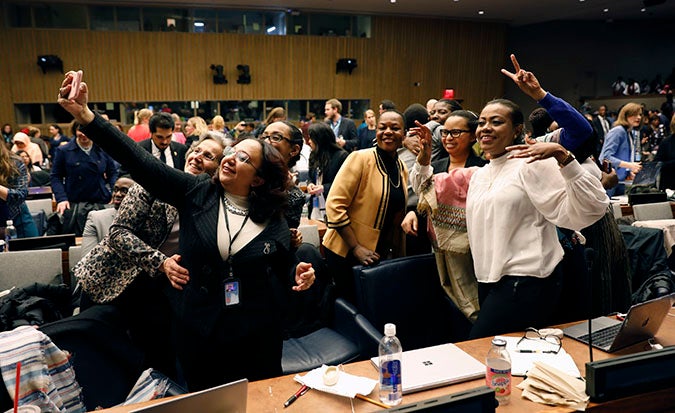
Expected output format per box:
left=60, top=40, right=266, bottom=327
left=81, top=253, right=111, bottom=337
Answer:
left=610, top=67, right=675, bottom=96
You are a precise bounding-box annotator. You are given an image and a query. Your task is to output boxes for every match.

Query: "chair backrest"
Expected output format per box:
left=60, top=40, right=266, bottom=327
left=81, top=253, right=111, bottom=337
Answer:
left=0, top=248, right=63, bottom=291
left=26, top=198, right=54, bottom=214
left=68, top=245, right=83, bottom=271
left=632, top=202, right=673, bottom=221
left=297, top=224, right=321, bottom=248
left=352, top=253, right=472, bottom=352
left=611, top=202, right=623, bottom=219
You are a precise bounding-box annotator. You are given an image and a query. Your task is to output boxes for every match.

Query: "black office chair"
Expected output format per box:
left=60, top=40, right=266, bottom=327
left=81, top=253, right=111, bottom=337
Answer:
left=352, top=253, right=473, bottom=358
left=281, top=297, right=364, bottom=374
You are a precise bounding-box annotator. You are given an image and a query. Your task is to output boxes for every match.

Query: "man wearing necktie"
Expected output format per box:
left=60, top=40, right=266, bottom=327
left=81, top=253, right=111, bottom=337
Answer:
left=135, top=112, right=187, bottom=171
left=592, top=105, right=611, bottom=155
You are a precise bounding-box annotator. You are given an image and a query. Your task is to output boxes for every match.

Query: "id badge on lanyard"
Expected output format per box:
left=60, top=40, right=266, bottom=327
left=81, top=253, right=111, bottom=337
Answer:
left=224, top=276, right=241, bottom=307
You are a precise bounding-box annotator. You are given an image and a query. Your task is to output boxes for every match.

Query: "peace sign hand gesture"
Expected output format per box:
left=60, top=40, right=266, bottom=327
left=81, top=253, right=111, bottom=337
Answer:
left=501, top=54, right=547, bottom=101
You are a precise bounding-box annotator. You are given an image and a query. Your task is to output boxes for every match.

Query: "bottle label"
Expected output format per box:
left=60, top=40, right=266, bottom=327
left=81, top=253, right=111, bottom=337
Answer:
left=486, top=367, right=511, bottom=397
left=381, top=359, right=401, bottom=392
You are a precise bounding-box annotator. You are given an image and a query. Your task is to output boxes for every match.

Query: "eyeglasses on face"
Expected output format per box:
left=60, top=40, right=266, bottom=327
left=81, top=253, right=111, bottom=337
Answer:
left=439, top=128, right=471, bottom=139
left=192, top=146, right=217, bottom=162
left=223, top=146, right=260, bottom=173
left=515, top=327, right=562, bottom=354
left=261, top=132, right=290, bottom=143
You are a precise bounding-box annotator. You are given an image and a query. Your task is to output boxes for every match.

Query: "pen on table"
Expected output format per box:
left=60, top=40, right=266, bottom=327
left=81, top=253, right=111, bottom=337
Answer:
left=355, top=394, right=390, bottom=409
left=283, top=384, right=310, bottom=408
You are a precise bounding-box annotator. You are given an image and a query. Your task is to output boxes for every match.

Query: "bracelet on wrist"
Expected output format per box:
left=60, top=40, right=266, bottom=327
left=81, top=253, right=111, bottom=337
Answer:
left=558, top=150, right=575, bottom=168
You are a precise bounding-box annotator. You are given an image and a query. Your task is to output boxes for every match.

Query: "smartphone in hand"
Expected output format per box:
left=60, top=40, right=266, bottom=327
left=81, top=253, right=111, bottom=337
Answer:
left=601, top=159, right=612, bottom=173
left=68, top=70, right=83, bottom=100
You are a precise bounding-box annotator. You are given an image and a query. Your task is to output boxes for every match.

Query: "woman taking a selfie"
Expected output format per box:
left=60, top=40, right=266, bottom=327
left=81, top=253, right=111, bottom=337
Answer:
left=58, top=72, right=315, bottom=391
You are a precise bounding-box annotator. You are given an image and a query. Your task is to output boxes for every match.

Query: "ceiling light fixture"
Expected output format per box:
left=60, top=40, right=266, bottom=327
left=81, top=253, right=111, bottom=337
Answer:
left=390, top=0, right=396, bottom=3
left=266, top=26, right=276, bottom=33
left=641, top=7, right=647, bottom=11
left=478, top=10, right=485, bottom=15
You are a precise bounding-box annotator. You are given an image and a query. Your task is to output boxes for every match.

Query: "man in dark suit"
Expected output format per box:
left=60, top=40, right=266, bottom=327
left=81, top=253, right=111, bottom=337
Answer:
left=139, top=112, right=187, bottom=170
left=324, top=98, right=358, bottom=151
left=592, top=104, right=612, bottom=157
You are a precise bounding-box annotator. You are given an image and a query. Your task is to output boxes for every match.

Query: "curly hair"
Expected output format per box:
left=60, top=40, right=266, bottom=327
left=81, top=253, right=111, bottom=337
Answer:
left=236, top=138, right=291, bottom=223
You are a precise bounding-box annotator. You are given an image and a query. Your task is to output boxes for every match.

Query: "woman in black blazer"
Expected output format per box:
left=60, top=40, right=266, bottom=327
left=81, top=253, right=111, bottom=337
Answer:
left=58, top=72, right=316, bottom=391
left=306, top=122, right=349, bottom=219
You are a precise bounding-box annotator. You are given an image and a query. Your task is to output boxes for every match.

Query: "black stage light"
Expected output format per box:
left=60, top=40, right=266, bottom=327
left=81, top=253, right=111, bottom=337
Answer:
left=37, top=55, right=63, bottom=74
left=210, top=64, right=227, bottom=84
left=237, top=64, right=251, bottom=84
left=336, top=58, right=357, bottom=75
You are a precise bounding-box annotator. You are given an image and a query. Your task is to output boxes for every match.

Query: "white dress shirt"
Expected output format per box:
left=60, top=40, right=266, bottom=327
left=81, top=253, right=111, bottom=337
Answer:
left=151, top=141, right=174, bottom=168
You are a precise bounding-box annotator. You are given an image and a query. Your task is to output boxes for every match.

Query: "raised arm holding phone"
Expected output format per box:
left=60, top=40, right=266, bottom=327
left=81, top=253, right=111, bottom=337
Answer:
left=58, top=70, right=316, bottom=391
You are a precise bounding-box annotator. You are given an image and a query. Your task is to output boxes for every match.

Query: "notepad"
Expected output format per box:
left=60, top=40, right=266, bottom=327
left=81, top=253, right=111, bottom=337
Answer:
left=370, top=343, right=485, bottom=394
left=495, top=336, right=581, bottom=378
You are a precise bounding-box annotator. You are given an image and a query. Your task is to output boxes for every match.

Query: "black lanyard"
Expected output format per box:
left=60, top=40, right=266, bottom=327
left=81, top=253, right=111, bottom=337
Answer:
left=222, top=198, right=249, bottom=279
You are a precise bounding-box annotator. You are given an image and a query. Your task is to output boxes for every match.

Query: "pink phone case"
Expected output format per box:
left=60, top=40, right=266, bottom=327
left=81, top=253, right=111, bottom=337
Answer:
left=68, top=70, right=83, bottom=100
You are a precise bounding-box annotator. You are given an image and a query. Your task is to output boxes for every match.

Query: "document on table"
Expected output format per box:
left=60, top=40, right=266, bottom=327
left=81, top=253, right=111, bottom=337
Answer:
left=495, top=336, right=581, bottom=378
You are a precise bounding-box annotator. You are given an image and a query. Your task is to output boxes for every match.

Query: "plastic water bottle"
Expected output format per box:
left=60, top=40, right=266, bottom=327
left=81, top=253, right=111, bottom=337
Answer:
left=378, top=323, right=403, bottom=406
left=5, top=220, right=17, bottom=251
left=486, top=337, right=511, bottom=405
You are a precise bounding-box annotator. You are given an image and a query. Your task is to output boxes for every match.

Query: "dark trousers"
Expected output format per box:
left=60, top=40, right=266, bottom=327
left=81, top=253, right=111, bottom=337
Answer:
left=175, top=315, right=283, bottom=392
left=469, top=268, right=563, bottom=340
left=81, top=275, right=177, bottom=381
left=284, top=243, right=331, bottom=338
left=325, top=247, right=360, bottom=305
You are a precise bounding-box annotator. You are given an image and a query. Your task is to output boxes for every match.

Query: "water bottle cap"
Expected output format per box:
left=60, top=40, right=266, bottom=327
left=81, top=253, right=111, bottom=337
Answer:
left=491, top=337, right=507, bottom=347
left=384, top=323, right=396, bottom=336
left=6, top=220, right=12, bottom=226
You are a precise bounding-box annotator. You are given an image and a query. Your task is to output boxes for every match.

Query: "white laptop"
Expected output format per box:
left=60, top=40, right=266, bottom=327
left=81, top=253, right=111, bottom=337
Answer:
left=129, top=378, right=247, bottom=413
left=371, top=343, right=485, bottom=394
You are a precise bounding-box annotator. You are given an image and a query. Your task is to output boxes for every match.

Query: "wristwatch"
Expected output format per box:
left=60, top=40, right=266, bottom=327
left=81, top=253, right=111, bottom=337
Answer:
left=558, top=150, right=575, bottom=168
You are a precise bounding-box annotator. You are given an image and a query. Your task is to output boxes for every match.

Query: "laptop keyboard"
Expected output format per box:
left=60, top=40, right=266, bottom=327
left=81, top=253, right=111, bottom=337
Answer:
left=578, top=323, right=622, bottom=348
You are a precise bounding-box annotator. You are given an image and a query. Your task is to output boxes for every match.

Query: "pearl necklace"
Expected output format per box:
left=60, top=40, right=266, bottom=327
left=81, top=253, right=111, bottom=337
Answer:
left=223, top=194, right=249, bottom=216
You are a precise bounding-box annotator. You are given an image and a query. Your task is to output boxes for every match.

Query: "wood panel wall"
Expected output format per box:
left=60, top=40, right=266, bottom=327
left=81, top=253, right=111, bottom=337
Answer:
left=0, top=15, right=506, bottom=127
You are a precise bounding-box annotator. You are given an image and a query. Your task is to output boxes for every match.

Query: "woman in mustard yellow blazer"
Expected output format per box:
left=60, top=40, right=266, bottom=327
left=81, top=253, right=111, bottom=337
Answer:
left=323, top=110, right=408, bottom=302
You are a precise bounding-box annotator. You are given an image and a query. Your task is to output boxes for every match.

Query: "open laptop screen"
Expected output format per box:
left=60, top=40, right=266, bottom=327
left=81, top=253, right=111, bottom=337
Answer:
left=8, top=234, right=76, bottom=252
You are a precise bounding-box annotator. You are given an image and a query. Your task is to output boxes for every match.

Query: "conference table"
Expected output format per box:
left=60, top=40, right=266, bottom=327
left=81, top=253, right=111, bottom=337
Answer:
left=98, top=307, right=675, bottom=413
